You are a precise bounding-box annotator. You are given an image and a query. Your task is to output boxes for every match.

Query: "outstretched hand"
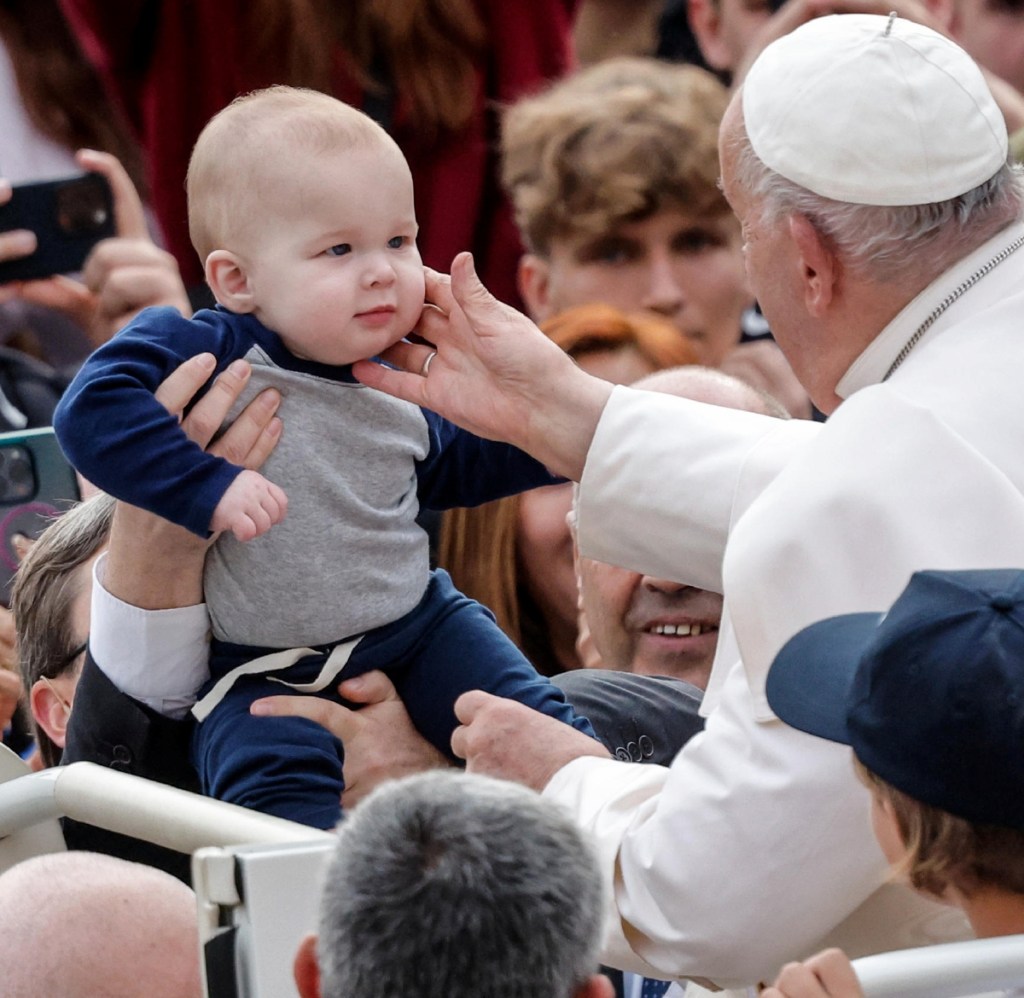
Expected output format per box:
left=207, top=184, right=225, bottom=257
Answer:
left=353, top=252, right=612, bottom=481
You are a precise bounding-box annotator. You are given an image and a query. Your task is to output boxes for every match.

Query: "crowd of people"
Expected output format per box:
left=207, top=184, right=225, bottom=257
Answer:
left=2, top=1, right=1024, bottom=997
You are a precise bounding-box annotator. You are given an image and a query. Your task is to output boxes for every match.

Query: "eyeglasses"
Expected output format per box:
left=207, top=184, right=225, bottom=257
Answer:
left=39, top=674, right=72, bottom=713
left=54, top=639, right=88, bottom=673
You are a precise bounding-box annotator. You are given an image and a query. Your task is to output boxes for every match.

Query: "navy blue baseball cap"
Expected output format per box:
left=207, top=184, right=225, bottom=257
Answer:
left=766, top=568, right=1024, bottom=831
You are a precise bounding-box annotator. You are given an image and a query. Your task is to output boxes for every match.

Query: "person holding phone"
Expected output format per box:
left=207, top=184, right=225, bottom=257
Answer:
left=0, top=147, right=189, bottom=763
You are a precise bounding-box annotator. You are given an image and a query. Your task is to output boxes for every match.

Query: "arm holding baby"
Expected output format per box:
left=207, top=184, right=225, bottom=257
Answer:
left=53, top=307, right=286, bottom=541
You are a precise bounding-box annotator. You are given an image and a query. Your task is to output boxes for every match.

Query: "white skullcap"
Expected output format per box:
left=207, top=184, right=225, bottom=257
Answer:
left=742, top=13, right=1008, bottom=206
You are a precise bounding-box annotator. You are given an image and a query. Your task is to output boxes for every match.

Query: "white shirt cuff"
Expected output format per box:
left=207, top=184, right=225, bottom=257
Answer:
left=90, top=552, right=211, bottom=719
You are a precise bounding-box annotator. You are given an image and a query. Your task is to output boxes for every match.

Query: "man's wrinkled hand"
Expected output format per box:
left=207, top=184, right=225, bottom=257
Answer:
left=251, top=670, right=449, bottom=809
left=451, top=690, right=610, bottom=791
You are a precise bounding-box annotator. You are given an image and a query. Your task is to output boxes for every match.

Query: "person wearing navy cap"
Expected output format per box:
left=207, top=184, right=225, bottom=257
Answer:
left=763, top=568, right=1024, bottom=997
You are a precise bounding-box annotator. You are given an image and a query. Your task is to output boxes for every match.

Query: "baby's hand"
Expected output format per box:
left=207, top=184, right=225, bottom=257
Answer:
left=211, top=470, right=288, bottom=542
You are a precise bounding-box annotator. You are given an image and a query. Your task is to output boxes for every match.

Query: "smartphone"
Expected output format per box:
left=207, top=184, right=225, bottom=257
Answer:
left=0, top=172, right=115, bottom=284
left=0, top=427, right=80, bottom=604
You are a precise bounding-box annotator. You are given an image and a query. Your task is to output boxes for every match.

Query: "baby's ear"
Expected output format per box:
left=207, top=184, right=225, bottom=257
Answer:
left=206, top=250, right=255, bottom=313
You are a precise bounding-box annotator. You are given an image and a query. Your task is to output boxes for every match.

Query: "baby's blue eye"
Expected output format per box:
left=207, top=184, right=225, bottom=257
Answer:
left=387, top=236, right=406, bottom=249
left=326, top=243, right=351, bottom=257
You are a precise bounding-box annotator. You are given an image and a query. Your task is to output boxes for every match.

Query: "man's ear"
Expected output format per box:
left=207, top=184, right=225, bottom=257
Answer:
left=293, top=934, right=321, bottom=998
left=206, top=250, right=255, bottom=313
left=518, top=254, right=554, bottom=323
left=30, top=679, right=70, bottom=749
left=687, top=0, right=731, bottom=72
left=788, top=214, right=837, bottom=318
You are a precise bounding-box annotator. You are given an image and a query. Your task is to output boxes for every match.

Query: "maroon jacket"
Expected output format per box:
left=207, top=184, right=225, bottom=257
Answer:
left=59, top=0, right=577, bottom=305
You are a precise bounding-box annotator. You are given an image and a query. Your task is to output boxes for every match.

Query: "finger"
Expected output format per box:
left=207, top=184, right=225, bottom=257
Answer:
left=0, top=669, right=22, bottom=699
left=76, top=149, right=148, bottom=240
left=10, top=533, right=33, bottom=563
left=0, top=607, right=15, bottom=660
left=0, top=228, right=37, bottom=264
left=207, top=387, right=281, bottom=467
left=249, top=501, right=272, bottom=537
left=17, top=275, right=95, bottom=327
left=81, top=238, right=168, bottom=291
left=772, top=962, right=830, bottom=998
left=240, top=415, right=282, bottom=472
left=0, top=179, right=11, bottom=208
left=92, top=262, right=186, bottom=319
left=414, top=304, right=450, bottom=347
left=232, top=513, right=259, bottom=543
left=178, top=358, right=250, bottom=446
left=376, top=339, right=437, bottom=376
left=152, top=352, right=217, bottom=419
left=267, top=482, right=288, bottom=522
left=336, top=669, right=400, bottom=706
left=424, top=265, right=455, bottom=313
left=453, top=688, right=492, bottom=725
left=250, top=693, right=365, bottom=743
left=450, top=723, right=468, bottom=761
left=806, top=949, right=863, bottom=996
left=352, top=356, right=430, bottom=408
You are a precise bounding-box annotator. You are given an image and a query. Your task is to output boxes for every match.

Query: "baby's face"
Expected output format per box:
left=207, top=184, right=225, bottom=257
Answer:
left=240, top=144, right=425, bottom=366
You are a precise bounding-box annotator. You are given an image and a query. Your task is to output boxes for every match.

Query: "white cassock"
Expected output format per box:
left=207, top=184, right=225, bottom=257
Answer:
left=554, top=221, right=1024, bottom=993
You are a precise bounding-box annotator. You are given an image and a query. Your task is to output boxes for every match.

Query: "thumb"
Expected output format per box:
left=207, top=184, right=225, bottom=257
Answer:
left=453, top=688, right=493, bottom=725
left=250, top=694, right=364, bottom=744
left=449, top=251, right=501, bottom=320
left=337, top=669, right=400, bottom=706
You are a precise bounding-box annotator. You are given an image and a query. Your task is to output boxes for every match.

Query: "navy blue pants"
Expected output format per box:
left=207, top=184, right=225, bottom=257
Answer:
left=192, top=570, right=595, bottom=828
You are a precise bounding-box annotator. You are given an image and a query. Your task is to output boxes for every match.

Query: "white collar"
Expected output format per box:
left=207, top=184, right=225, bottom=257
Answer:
left=836, top=221, right=1024, bottom=399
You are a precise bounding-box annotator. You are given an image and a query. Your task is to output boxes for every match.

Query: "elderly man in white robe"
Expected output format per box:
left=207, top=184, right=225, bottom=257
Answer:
left=348, top=12, right=1024, bottom=996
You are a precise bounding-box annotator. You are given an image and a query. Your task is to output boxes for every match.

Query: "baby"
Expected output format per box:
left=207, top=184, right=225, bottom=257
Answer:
left=55, top=86, right=592, bottom=828
left=763, top=568, right=1024, bottom=997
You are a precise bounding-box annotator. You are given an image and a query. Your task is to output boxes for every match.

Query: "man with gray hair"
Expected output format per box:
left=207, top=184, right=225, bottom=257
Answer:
left=355, top=11, right=1024, bottom=995
left=292, top=770, right=612, bottom=998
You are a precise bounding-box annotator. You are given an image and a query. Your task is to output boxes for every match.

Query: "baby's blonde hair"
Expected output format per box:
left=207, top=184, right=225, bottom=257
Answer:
left=186, top=85, right=400, bottom=261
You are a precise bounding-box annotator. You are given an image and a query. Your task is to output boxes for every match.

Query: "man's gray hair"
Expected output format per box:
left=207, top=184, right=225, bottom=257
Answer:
left=317, top=770, right=606, bottom=998
left=727, top=105, right=1024, bottom=286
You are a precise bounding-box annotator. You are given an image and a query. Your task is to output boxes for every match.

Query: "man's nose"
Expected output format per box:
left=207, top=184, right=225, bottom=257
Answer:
left=640, top=574, right=687, bottom=594
left=641, top=253, right=685, bottom=316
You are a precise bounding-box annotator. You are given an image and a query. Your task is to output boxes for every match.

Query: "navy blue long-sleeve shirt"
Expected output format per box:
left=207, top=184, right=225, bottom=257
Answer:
left=56, top=306, right=558, bottom=645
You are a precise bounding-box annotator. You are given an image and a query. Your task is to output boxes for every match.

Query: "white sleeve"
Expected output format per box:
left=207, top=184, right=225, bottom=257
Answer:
left=576, top=386, right=819, bottom=593
left=544, top=659, right=886, bottom=989
left=546, top=656, right=969, bottom=990
left=89, top=553, right=211, bottom=719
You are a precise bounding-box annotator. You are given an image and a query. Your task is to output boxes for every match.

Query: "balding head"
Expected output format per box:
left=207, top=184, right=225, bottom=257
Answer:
left=631, top=365, right=789, bottom=418
left=0, top=852, right=202, bottom=998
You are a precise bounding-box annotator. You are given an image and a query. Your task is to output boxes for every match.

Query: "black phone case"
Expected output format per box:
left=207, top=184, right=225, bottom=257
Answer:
left=0, top=173, right=115, bottom=283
